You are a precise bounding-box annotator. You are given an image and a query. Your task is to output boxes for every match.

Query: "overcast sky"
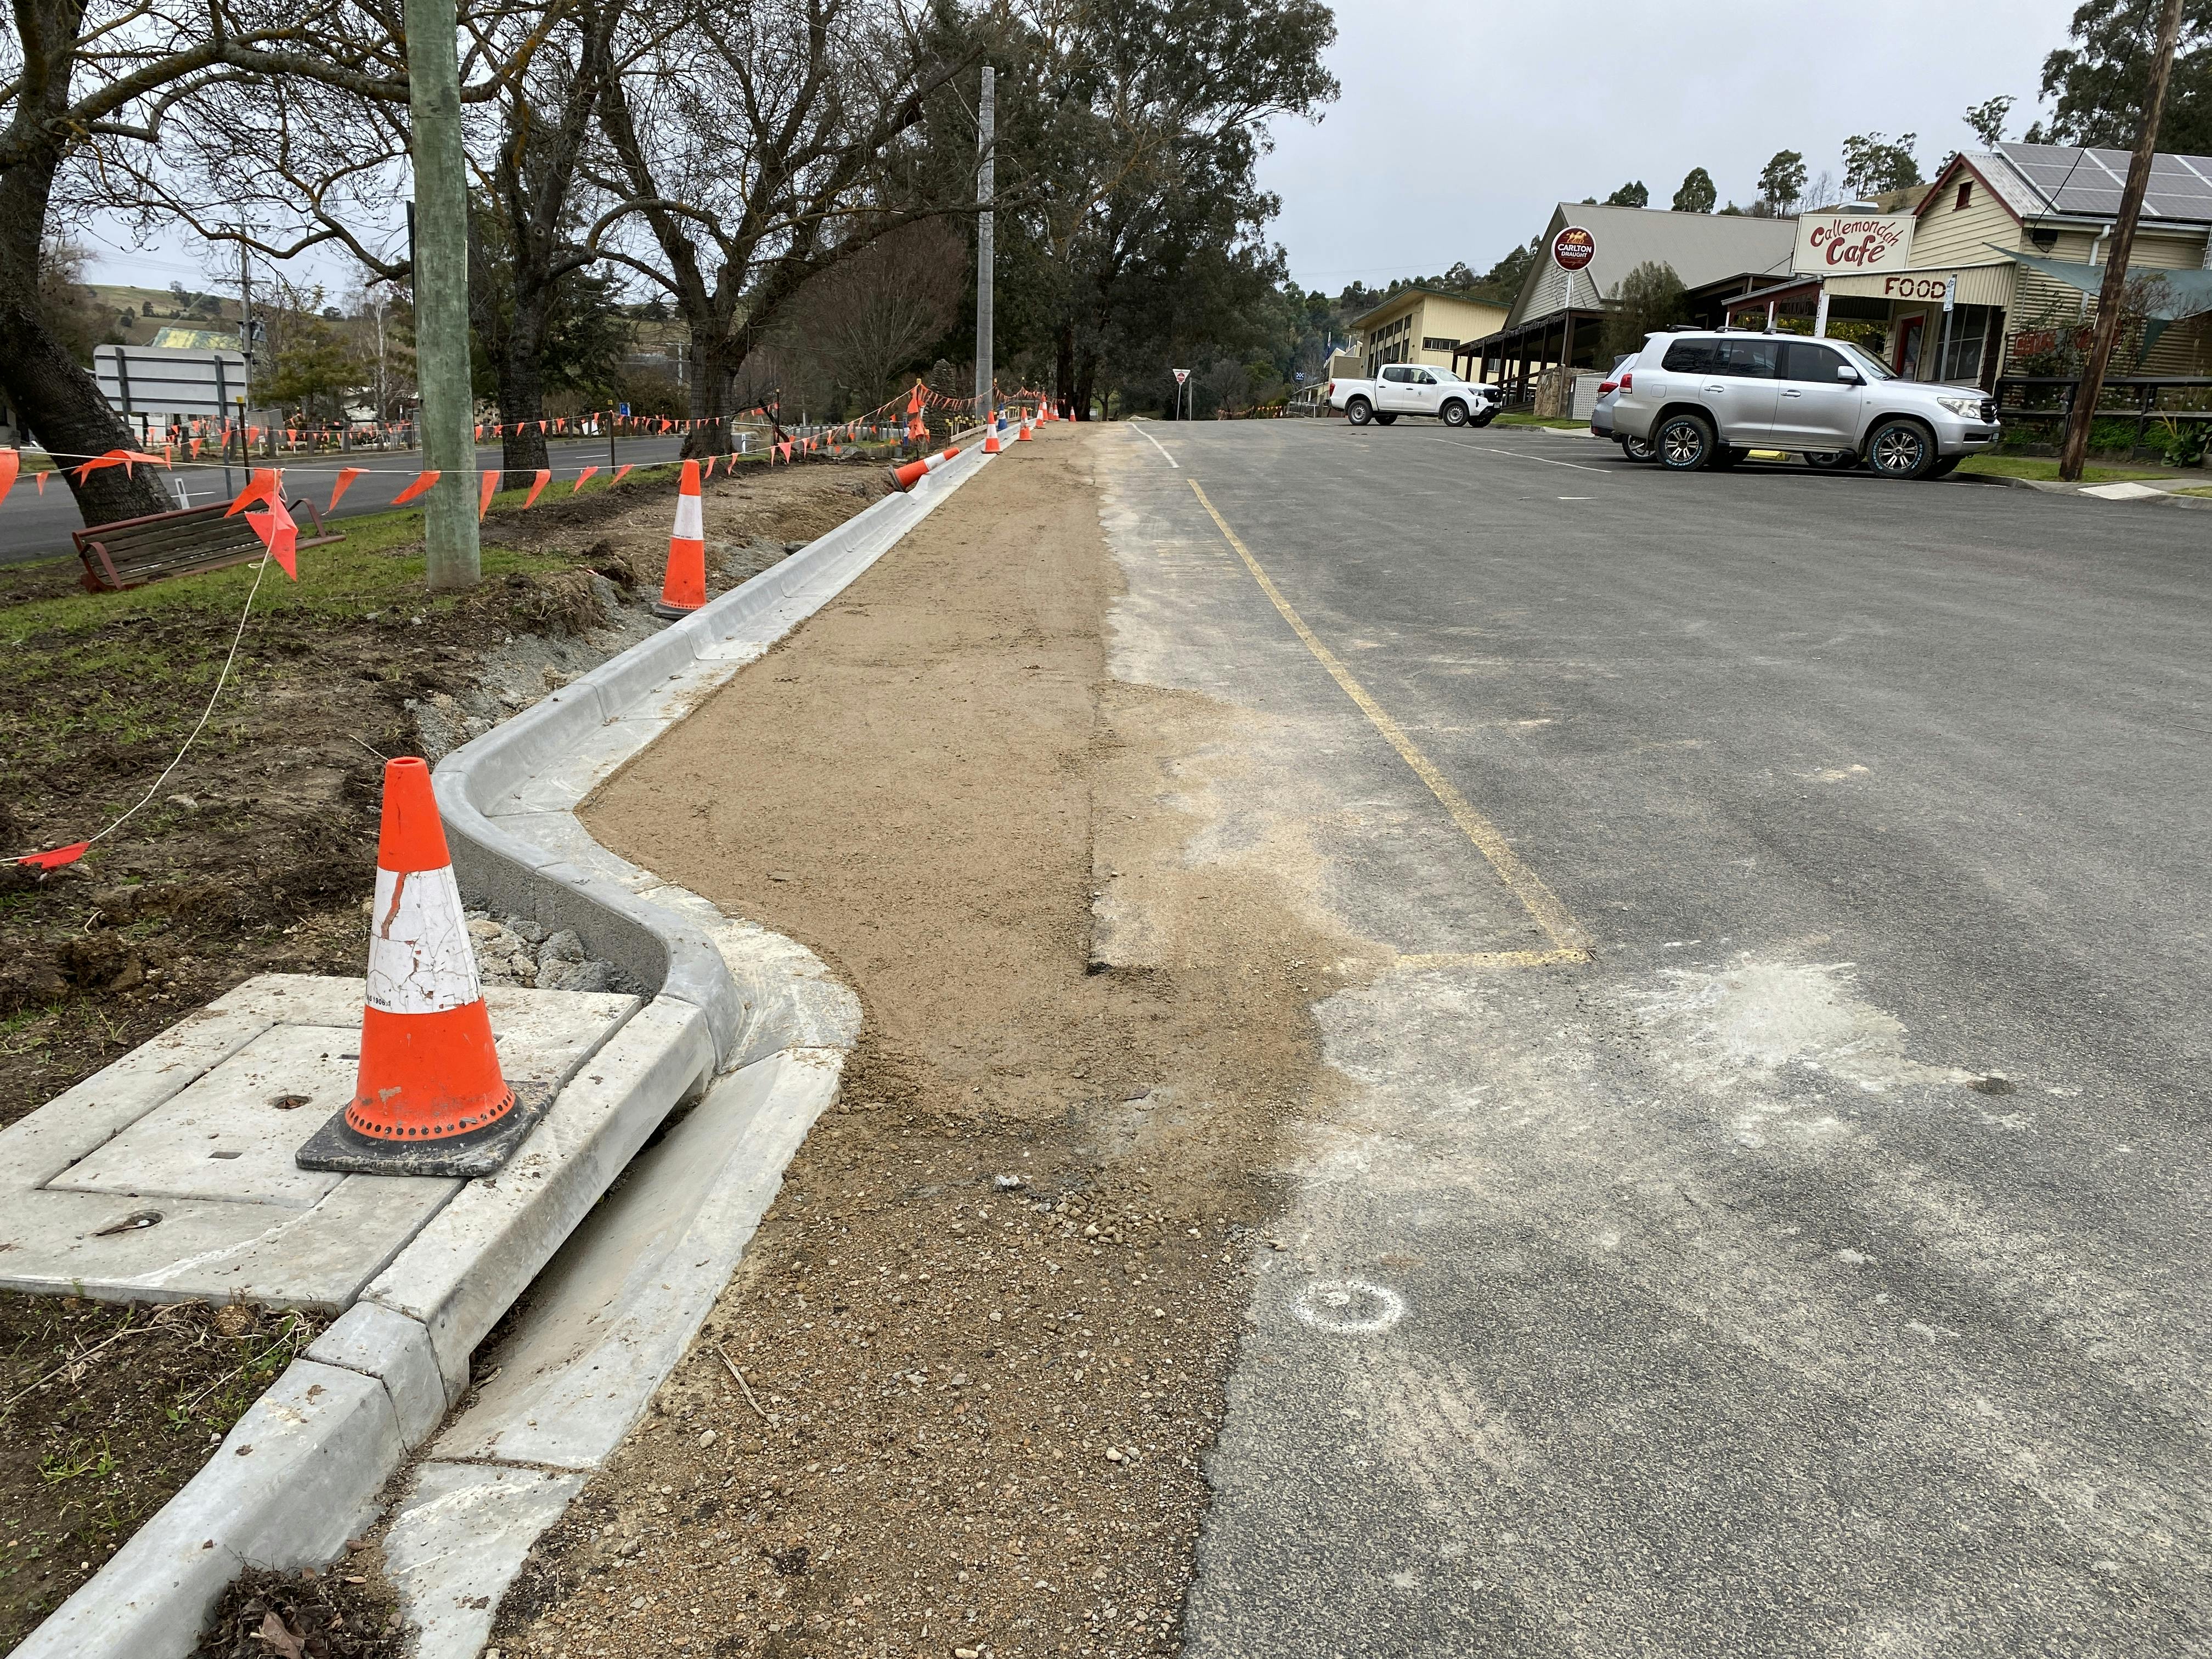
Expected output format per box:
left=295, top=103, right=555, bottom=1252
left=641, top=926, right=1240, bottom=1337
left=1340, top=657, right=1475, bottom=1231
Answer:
left=82, top=0, right=2086, bottom=297
left=1256, top=0, right=2083, bottom=296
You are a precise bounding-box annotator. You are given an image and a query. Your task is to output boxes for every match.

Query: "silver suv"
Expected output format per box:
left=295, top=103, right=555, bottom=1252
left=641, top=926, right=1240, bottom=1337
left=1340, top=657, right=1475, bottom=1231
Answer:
left=1609, top=330, right=1999, bottom=479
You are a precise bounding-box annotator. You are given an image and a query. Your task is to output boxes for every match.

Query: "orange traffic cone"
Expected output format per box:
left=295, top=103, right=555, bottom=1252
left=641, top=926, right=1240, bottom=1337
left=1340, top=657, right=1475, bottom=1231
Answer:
left=982, top=416, right=1003, bottom=455
left=1015, top=417, right=1034, bottom=442
left=653, top=460, right=706, bottom=618
left=296, top=757, right=548, bottom=1178
left=885, top=445, right=966, bottom=493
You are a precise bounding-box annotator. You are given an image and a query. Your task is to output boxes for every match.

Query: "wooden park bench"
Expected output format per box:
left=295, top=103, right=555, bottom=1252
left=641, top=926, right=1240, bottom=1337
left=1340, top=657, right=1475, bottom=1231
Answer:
left=72, top=495, right=344, bottom=592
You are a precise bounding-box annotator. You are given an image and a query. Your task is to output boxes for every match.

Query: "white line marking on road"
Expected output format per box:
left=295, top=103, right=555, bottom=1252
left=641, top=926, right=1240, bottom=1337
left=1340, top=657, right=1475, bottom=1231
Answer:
left=1558, top=495, right=1596, bottom=500
left=1471, top=444, right=1609, bottom=473
left=1132, top=424, right=1181, bottom=468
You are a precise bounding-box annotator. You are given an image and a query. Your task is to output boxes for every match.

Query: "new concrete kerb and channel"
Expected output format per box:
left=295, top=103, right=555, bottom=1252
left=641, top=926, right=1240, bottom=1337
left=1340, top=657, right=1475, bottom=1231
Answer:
left=18, top=436, right=997, bottom=1659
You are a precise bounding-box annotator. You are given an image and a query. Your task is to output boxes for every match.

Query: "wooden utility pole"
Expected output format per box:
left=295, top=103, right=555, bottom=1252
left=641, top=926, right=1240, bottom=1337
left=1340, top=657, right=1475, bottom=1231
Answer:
left=2059, top=0, right=2187, bottom=482
left=407, top=0, right=482, bottom=588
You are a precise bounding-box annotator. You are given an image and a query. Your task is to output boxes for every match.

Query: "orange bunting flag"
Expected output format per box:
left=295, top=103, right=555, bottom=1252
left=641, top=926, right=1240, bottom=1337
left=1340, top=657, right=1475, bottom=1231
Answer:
left=15, top=842, right=89, bottom=872
left=521, top=469, right=551, bottom=509
left=612, top=464, right=636, bottom=486
left=572, top=465, right=599, bottom=494
left=0, top=449, right=16, bottom=507
left=190, top=437, right=203, bottom=458
left=244, top=494, right=300, bottom=579
left=224, top=469, right=281, bottom=519
left=37, top=470, right=48, bottom=495
left=476, top=425, right=485, bottom=443
left=75, top=448, right=167, bottom=482
left=392, top=470, right=439, bottom=506
left=478, top=471, right=500, bottom=520
left=328, top=467, right=365, bottom=513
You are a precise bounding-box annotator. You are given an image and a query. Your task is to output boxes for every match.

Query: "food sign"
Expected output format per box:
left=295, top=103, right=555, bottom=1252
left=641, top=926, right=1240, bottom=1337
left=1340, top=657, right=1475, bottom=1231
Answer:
left=1793, top=212, right=1915, bottom=275
left=1551, top=226, right=1596, bottom=272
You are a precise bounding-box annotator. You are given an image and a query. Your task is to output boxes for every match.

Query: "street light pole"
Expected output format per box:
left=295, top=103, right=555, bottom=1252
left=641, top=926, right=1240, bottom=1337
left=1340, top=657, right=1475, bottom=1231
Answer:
left=2059, top=0, right=2186, bottom=483
left=974, top=66, right=994, bottom=429
left=406, top=0, right=482, bottom=589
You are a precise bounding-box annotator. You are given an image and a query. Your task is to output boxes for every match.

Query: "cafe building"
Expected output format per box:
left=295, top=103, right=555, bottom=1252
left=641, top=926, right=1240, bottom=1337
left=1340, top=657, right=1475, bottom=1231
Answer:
left=1705, top=142, right=2212, bottom=387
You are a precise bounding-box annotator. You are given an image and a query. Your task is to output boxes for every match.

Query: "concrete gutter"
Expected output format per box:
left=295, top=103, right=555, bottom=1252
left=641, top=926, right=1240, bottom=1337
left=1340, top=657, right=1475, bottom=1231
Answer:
left=15, top=437, right=995, bottom=1659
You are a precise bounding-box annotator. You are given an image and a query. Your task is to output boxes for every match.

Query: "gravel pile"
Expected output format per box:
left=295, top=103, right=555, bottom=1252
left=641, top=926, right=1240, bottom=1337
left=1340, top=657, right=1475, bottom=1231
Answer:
left=464, top=910, right=645, bottom=995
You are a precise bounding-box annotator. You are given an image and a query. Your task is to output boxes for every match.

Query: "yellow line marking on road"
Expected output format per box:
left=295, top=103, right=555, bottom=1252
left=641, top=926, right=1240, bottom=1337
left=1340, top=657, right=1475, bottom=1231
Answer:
left=1187, top=478, right=1591, bottom=966
left=1397, top=950, right=1590, bottom=970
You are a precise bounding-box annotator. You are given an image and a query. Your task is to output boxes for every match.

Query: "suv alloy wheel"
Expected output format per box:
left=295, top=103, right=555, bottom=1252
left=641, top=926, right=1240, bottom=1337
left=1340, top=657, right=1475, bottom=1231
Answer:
left=1442, top=400, right=1470, bottom=426
left=1620, top=435, right=1656, bottom=462
left=1656, top=412, right=1715, bottom=471
left=1866, top=417, right=1937, bottom=480
left=1346, top=397, right=1373, bottom=426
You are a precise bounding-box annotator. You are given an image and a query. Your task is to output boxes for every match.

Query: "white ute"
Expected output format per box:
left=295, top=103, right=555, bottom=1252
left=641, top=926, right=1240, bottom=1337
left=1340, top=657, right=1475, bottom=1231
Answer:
left=1328, top=363, right=1502, bottom=428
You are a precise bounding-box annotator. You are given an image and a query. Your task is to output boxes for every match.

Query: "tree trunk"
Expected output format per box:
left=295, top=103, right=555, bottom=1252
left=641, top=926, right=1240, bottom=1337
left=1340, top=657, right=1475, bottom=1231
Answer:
left=1056, top=321, right=1076, bottom=421
left=496, top=292, right=552, bottom=488
left=1072, top=347, right=1101, bottom=422
left=678, top=324, right=738, bottom=459
left=0, top=0, right=173, bottom=526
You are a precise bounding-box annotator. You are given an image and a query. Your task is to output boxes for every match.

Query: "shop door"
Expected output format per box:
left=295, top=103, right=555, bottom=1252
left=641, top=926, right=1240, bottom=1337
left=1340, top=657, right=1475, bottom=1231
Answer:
left=1894, top=314, right=1926, bottom=380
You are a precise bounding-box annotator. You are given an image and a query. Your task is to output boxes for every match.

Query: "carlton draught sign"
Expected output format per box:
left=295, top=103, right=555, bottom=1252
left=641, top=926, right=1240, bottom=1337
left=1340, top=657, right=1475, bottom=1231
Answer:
left=1792, top=212, right=1914, bottom=276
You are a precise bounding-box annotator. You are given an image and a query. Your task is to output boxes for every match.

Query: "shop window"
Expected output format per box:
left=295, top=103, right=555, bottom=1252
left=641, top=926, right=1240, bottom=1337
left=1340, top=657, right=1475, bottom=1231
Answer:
left=1955, top=180, right=1973, bottom=211
left=1935, top=306, right=1991, bottom=384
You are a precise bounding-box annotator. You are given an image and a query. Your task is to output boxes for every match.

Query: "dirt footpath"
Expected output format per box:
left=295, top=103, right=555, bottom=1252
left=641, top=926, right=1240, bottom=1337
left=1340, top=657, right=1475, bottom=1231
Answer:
left=492, top=426, right=1359, bottom=1659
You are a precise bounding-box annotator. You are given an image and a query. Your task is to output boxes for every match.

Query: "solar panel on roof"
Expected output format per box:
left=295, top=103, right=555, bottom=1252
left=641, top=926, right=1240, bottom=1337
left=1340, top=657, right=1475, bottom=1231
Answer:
left=1995, top=140, right=2212, bottom=222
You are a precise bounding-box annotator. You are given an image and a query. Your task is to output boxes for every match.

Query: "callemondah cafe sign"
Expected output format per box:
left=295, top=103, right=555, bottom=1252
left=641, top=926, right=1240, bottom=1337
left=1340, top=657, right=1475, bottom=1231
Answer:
left=1793, top=211, right=1915, bottom=275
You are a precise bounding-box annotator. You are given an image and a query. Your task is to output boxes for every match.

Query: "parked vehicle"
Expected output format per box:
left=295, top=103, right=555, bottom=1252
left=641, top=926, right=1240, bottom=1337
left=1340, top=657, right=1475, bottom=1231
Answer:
left=1328, top=364, right=1503, bottom=428
left=1592, top=353, right=1654, bottom=461
left=1606, top=330, right=1999, bottom=479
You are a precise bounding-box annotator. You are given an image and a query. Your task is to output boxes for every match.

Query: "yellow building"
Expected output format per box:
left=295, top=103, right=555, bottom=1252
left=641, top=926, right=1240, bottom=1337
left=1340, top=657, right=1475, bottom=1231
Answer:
left=1350, top=287, right=1510, bottom=377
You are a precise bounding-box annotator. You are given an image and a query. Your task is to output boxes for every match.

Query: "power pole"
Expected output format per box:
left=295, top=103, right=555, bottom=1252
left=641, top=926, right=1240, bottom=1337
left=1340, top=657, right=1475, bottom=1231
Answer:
left=407, top=0, right=482, bottom=589
left=2059, top=0, right=2186, bottom=483
left=974, top=66, right=994, bottom=426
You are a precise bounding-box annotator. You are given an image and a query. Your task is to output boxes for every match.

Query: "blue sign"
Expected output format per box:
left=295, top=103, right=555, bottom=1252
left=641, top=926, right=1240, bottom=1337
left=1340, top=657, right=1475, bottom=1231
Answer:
left=619, top=402, right=631, bottom=417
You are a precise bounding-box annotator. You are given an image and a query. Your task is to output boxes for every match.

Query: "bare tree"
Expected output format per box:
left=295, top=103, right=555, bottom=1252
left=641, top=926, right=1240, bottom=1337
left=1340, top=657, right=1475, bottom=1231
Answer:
left=784, top=217, right=964, bottom=407
left=584, top=0, right=977, bottom=456
left=0, top=0, right=435, bottom=522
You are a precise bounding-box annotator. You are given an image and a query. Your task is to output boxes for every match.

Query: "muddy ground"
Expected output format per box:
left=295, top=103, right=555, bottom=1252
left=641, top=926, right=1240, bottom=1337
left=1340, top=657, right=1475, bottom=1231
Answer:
left=0, top=459, right=887, bottom=1131
left=490, top=425, right=1359, bottom=1659
left=0, top=455, right=891, bottom=1651
left=0, top=1295, right=326, bottom=1647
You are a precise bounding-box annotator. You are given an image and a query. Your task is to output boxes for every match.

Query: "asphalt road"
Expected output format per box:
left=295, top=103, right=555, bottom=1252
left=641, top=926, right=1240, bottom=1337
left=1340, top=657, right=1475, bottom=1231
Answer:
left=1096, top=422, right=2211, bottom=1655
left=0, top=435, right=687, bottom=569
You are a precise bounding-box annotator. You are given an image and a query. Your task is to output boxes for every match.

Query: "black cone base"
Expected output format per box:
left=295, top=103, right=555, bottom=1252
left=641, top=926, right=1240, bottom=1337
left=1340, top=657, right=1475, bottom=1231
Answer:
left=295, top=1081, right=555, bottom=1179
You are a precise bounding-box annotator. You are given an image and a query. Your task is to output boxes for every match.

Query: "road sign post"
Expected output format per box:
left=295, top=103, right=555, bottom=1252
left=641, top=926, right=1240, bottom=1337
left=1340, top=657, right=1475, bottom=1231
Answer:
left=1173, top=367, right=1190, bottom=422
left=1551, top=228, right=1595, bottom=389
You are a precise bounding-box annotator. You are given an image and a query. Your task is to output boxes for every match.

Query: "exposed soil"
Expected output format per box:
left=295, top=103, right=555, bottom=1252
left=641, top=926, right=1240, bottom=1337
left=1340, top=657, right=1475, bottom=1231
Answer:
left=0, top=1294, right=327, bottom=1648
left=491, top=426, right=1362, bottom=1658
left=0, top=456, right=890, bottom=1653
left=0, top=460, right=888, bottom=1132
left=191, top=1554, right=408, bottom=1658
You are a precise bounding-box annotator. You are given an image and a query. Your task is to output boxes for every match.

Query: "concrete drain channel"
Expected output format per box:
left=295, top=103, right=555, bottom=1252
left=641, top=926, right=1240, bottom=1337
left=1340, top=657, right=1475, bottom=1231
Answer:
left=10, top=437, right=994, bottom=1659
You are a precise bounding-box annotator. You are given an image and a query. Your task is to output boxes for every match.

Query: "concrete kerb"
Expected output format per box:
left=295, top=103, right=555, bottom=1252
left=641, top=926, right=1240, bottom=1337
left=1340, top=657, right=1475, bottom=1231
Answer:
left=12, top=436, right=997, bottom=1659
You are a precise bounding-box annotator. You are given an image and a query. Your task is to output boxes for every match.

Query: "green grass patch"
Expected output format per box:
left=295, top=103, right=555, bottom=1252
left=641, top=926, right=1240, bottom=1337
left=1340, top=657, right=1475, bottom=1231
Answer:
left=1956, top=455, right=2174, bottom=484
left=1490, top=413, right=1587, bottom=430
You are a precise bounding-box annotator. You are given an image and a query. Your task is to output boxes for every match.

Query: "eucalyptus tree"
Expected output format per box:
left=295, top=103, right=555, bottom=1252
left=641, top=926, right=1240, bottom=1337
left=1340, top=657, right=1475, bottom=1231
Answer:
left=980, top=0, right=1338, bottom=417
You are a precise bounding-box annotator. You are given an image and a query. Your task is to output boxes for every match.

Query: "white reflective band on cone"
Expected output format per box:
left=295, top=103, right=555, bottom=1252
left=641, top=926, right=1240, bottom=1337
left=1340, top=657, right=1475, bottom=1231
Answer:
left=673, top=490, right=704, bottom=540
left=364, top=864, right=485, bottom=1015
